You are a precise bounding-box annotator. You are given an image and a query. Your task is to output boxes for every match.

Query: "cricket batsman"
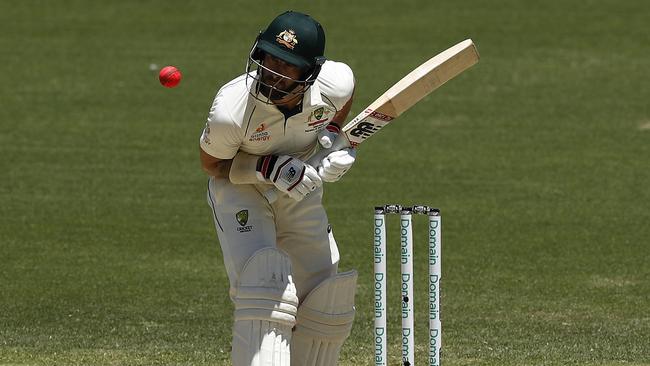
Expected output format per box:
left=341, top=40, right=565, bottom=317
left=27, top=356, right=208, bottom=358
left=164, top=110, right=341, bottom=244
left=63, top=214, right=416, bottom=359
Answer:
left=199, top=11, right=358, bottom=365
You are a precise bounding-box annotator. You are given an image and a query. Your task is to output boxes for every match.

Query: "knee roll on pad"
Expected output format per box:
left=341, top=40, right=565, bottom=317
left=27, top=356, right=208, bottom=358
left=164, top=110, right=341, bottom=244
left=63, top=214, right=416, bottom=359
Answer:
left=232, top=248, right=299, bottom=366
left=290, top=270, right=358, bottom=366
left=234, top=247, right=299, bottom=325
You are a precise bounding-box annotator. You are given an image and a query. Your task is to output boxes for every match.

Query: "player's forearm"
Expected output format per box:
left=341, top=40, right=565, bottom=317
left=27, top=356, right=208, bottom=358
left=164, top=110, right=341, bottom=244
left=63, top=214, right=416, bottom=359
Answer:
left=201, top=159, right=232, bottom=179
left=200, top=148, right=264, bottom=184
left=229, top=152, right=263, bottom=184
left=199, top=148, right=232, bottom=178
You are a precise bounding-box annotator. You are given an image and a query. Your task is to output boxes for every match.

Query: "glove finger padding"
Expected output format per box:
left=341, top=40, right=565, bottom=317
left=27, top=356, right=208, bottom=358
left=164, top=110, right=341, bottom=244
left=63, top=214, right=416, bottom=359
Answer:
left=288, top=188, right=306, bottom=201
left=318, top=167, right=341, bottom=182
left=318, top=148, right=356, bottom=183
left=291, top=165, right=321, bottom=200
left=293, top=183, right=311, bottom=198
left=327, top=150, right=356, bottom=168
left=303, top=165, right=322, bottom=191
left=258, top=155, right=322, bottom=201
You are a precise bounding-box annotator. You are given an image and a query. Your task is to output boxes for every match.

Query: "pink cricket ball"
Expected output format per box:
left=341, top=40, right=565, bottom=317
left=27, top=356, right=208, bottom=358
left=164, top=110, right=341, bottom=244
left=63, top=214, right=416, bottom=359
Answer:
left=159, top=66, right=182, bottom=88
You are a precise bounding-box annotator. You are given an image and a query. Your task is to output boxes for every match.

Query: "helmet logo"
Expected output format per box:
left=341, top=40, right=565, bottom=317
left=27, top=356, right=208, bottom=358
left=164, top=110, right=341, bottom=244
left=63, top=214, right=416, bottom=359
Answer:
left=276, top=29, right=299, bottom=49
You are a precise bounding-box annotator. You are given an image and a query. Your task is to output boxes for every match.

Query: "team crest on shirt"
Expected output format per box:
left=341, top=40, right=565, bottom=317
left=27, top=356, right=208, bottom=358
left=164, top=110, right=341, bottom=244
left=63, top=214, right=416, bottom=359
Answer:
left=314, top=107, right=324, bottom=120
left=308, top=107, right=332, bottom=122
left=305, top=107, right=333, bottom=132
left=235, top=210, right=253, bottom=233
left=249, top=123, right=271, bottom=142
left=276, top=30, right=298, bottom=49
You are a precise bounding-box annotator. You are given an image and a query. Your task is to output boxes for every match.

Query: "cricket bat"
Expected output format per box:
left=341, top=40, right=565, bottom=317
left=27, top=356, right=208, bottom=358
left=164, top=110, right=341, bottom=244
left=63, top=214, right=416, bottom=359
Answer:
left=265, top=39, right=479, bottom=202
left=307, top=38, right=479, bottom=165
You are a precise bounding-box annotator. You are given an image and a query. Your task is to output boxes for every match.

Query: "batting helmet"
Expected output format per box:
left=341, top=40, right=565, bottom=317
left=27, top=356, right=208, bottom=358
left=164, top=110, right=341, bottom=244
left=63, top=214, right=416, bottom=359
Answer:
left=251, top=11, right=326, bottom=83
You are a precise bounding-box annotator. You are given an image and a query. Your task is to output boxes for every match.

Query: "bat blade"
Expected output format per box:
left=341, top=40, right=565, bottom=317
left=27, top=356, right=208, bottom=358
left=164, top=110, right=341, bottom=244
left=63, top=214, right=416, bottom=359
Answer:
left=343, top=39, right=479, bottom=147
left=268, top=39, right=479, bottom=203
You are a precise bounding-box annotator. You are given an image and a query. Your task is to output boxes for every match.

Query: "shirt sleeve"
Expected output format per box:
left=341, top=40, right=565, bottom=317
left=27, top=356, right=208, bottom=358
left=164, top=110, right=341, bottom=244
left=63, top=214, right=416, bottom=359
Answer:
left=317, top=61, right=355, bottom=112
left=199, top=91, right=243, bottom=160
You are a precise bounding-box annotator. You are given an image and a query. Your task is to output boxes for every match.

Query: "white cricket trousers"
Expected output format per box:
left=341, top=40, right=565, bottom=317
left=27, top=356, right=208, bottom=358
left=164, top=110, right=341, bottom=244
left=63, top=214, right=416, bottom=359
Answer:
left=206, top=177, right=339, bottom=301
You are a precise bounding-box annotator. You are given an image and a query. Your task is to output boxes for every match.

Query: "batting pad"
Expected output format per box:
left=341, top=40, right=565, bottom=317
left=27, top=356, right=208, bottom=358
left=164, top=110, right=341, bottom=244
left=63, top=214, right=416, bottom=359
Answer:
left=232, top=247, right=299, bottom=366
left=290, top=270, right=358, bottom=366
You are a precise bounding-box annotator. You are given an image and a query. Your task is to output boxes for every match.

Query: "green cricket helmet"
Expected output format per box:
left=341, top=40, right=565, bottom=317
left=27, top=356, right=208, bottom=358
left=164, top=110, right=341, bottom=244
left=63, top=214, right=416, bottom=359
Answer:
left=255, top=11, right=326, bottom=72
left=246, top=11, right=327, bottom=103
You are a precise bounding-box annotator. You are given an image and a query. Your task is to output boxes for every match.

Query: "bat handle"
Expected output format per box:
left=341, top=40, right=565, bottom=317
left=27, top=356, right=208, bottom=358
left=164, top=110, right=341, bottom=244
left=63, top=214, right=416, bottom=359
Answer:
left=305, top=135, right=349, bottom=167
left=262, top=135, right=352, bottom=204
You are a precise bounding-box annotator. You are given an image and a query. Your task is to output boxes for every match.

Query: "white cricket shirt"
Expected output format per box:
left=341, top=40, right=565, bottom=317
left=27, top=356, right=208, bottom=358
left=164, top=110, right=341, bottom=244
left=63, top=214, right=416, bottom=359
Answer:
left=200, top=60, right=354, bottom=160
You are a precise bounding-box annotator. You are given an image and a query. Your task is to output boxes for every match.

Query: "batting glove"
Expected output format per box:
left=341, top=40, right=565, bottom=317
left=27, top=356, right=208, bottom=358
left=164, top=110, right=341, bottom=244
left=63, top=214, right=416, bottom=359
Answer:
left=316, top=123, right=341, bottom=148
left=318, top=148, right=356, bottom=182
left=257, top=155, right=322, bottom=201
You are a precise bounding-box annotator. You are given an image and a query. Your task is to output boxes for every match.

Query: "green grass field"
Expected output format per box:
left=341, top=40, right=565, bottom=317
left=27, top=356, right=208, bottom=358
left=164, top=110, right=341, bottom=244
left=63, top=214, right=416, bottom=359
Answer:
left=1, top=0, right=649, bottom=365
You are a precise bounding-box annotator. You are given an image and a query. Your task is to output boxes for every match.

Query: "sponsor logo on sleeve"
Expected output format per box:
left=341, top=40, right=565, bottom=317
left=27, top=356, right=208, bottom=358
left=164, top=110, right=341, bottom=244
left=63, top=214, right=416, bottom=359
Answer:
left=201, top=125, right=211, bottom=145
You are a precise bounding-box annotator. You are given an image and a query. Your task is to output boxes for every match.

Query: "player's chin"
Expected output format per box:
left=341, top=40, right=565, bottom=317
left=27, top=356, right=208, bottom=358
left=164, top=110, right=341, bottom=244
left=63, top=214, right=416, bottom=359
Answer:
left=271, top=91, right=302, bottom=105
left=258, top=85, right=281, bottom=101
left=258, top=84, right=271, bottom=96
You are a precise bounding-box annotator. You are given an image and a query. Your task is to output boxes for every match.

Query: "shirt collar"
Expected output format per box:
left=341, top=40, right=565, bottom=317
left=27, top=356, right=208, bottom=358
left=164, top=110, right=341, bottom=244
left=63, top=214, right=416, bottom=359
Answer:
left=303, top=81, right=325, bottom=109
